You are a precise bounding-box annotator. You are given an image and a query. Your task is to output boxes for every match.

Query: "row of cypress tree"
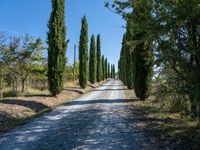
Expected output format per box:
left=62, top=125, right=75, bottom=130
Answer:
left=118, top=10, right=153, bottom=100
left=47, top=0, right=116, bottom=95
left=79, top=16, right=115, bottom=89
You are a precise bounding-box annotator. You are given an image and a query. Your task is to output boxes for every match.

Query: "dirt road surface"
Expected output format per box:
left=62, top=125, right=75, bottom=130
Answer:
left=0, top=80, right=178, bottom=150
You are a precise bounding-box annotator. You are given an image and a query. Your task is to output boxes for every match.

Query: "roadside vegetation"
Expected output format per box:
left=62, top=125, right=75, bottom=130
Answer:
left=106, top=0, right=200, bottom=149
left=125, top=89, right=200, bottom=150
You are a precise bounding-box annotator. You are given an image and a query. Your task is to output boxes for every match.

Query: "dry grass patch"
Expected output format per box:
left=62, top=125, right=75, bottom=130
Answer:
left=0, top=80, right=108, bottom=133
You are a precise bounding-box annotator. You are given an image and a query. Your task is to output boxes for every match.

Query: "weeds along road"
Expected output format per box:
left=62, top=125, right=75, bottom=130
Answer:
left=0, top=80, right=177, bottom=150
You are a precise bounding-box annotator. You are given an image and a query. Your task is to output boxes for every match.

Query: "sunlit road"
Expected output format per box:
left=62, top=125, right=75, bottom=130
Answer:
left=0, top=80, right=177, bottom=150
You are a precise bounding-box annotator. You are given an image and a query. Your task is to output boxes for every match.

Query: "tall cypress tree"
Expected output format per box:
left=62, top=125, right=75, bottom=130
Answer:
left=125, top=18, right=134, bottom=89
left=119, top=34, right=127, bottom=84
left=108, top=63, right=110, bottom=78
left=47, top=0, right=67, bottom=96
left=89, top=34, right=97, bottom=84
left=132, top=1, right=153, bottom=100
left=105, top=58, right=108, bottom=79
left=97, top=34, right=102, bottom=82
left=102, top=55, right=105, bottom=81
left=110, top=64, right=113, bottom=78
left=134, top=40, right=152, bottom=100
left=79, top=15, right=88, bottom=89
left=113, top=64, right=115, bottom=78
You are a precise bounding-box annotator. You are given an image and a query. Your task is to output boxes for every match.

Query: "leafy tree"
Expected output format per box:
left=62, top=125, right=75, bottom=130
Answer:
left=153, top=0, right=200, bottom=117
left=96, top=34, right=102, bottom=82
left=79, top=15, right=88, bottom=88
left=89, top=34, right=97, bottom=84
left=0, top=33, right=7, bottom=98
left=1, top=34, right=45, bottom=95
left=47, top=0, right=67, bottom=96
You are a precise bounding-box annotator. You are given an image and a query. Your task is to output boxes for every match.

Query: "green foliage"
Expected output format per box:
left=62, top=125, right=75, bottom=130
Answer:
left=110, top=0, right=200, bottom=117
left=47, top=0, right=67, bottom=96
left=105, top=58, right=108, bottom=79
left=89, top=34, right=97, bottom=84
left=79, top=16, right=88, bottom=88
left=108, top=63, right=110, bottom=78
left=111, top=64, right=115, bottom=78
left=113, top=64, right=115, bottom=78
left=115, top=0, right=153, bottom=100
left=66, top=62, right=79, bottom=81
left=96, top=34, right=102, bottom=82
left=118, top=34, right=127, bottom=84
left=102, top=55, right=105, bottom=81
left=124, top=19, right=134, bottom=89
left=0, top=34, right=46, bottom=95
left=152, top=0, right=200, bottom=118
left=153, top=68, right=191, bottom=114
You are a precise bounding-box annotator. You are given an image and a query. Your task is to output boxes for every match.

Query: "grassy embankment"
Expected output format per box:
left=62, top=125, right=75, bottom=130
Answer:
left=124, top=89, right=200, bottom=150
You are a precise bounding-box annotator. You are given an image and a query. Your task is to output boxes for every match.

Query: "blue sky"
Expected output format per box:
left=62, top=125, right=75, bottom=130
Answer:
left=0, top=0, right=125, bottom=69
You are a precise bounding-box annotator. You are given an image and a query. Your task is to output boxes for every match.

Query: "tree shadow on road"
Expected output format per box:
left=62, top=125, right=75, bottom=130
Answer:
left=0, top=99, right=49, bottom=112
left=64, top=99, right=135, bottom=106
left=92, top=88, right=128, bottom=91
left=64, top=88, right=84, bottom=95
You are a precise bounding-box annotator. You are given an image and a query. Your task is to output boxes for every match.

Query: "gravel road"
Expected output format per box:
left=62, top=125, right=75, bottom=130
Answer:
left=0, top=80, right=176, bottom=150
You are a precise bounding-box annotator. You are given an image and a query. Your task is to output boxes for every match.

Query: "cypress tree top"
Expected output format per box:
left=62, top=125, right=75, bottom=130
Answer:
left=79, top=15, right=88, bottom=89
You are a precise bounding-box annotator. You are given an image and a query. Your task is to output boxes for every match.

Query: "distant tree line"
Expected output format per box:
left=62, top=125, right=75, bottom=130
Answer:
left=106, top=0, right=200, bottom=119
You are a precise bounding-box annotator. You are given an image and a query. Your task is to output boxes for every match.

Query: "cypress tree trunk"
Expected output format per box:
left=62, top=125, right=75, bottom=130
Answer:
left=89, top=34, right=97, bottom=84
left=79, top=16, right=88, bottom=88
left=97, top=34, right=102, bottom=82
left=47, top=0, right=67, bottom=96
